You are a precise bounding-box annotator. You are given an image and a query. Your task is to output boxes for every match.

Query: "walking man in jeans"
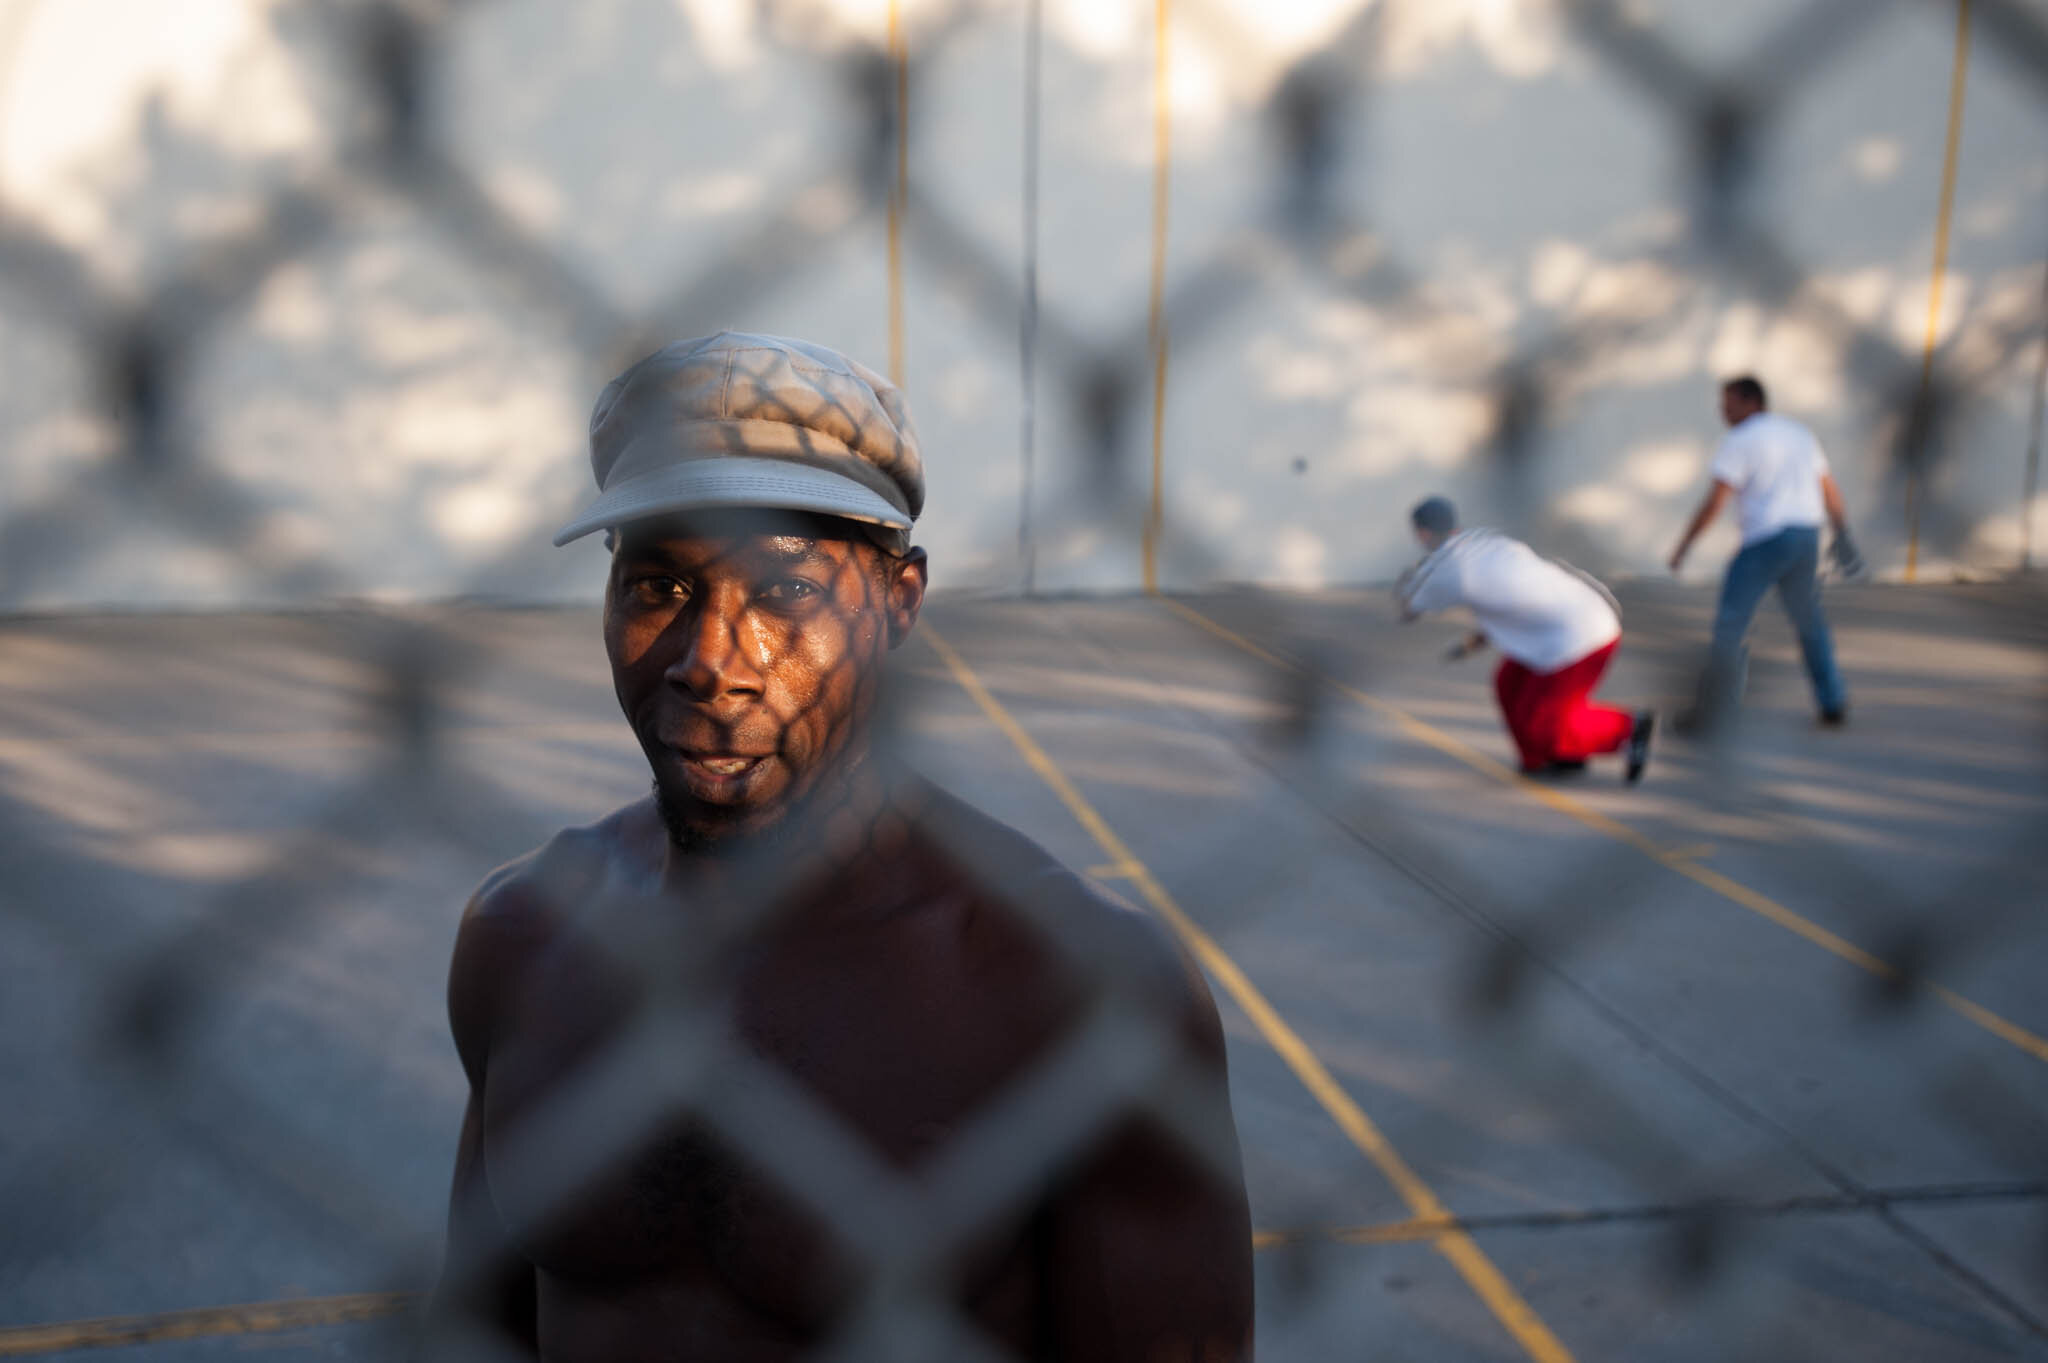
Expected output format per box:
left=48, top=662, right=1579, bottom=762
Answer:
left=1668, top=375, right=1853, bottom=727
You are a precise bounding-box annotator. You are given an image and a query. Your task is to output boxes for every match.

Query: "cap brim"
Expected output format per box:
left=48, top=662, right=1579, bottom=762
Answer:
left=552, top=457, right=913, bottom=547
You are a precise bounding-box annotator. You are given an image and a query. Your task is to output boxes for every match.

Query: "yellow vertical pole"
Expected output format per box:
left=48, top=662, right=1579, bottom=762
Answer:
left=1142, top=0, right=1172, bottom=593
left=1906, top=0, right=1972, bottom=582
left=887, top=0, right=909, bottom=388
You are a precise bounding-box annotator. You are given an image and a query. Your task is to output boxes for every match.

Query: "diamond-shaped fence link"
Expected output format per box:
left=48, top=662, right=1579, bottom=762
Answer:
left=2, top=0, right=2045, bottom=1359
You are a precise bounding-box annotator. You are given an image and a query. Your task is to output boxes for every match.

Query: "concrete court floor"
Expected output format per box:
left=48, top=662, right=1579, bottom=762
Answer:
left=0, top=579, right=2043, bottom=1361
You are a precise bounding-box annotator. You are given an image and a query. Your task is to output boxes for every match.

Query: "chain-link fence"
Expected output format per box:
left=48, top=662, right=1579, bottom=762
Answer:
left=2, top=1, right=2046, bottom=1359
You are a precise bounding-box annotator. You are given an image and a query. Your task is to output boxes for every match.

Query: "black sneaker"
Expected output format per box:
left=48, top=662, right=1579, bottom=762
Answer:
left=1626, top=710, right=1655, bottom=784
left=1819, top=707, right=1848, bottom=728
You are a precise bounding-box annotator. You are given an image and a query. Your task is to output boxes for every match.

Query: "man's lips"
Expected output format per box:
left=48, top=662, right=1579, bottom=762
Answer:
left=667, top=750, right=778, bottom=797
left=677, top=751, right=767, bottom=775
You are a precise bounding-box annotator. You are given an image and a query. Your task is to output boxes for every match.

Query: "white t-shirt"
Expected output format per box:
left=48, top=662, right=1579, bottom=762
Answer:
left=1397, top=529, right=1620, bottom=673
left=1710, top=412, right=1830, bottom=544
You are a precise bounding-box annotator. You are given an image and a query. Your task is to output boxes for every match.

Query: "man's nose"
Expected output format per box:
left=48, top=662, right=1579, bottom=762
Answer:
left=668, top=592, right=764, bottom=702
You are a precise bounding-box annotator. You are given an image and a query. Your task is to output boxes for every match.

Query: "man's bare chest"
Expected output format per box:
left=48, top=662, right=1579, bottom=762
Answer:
left=479, top=900, right=1074, bottom=1318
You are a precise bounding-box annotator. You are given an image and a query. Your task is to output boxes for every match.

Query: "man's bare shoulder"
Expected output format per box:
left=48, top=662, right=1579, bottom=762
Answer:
left=448, top=798, right=664, bottom=1070
left=462, top=799, right=662, bottom=930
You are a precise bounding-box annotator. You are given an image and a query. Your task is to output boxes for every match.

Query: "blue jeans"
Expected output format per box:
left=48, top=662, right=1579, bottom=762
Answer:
left=1708, top=525, right=1846, bottom=716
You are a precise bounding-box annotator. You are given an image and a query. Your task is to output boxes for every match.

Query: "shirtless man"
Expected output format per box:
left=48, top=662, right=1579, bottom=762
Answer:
left=428, top=333, right=1253, bottom=1361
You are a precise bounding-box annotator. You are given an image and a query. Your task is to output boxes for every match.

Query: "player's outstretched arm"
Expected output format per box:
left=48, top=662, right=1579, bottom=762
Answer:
left=1394, top=564, right=1422, bottom=622
left=1819, top=472, right=1848, bottom=536
left=1668, top=481, right=1732, bottom=571
left=1397, top=552, right=1455, bottom=623
left=1041, top=942, right=1255, bottom=1362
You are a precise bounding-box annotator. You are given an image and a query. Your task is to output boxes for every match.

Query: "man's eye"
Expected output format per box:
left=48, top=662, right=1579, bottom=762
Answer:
left=628, top=576, right=687, bottom=605
left=759, top=580, right=819, bottom=604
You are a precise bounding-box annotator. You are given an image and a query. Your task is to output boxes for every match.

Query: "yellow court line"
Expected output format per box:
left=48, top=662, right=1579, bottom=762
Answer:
left=0, top=1293, right=413, bottom=1356
left=923, top=625, right=1578, bottom=1363
left=1141, top=0, right=1172, bottom=594
left=1906, top=0, right=1974, bottom=582
left=1156, top=597, right=2048, bottom=1067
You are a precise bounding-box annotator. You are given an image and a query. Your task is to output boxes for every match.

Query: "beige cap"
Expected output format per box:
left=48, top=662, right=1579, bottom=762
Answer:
left=554, top=332, right=924, bottom=553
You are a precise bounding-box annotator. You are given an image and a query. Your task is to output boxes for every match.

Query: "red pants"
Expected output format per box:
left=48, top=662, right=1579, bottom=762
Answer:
left=1494, top=640, right=1633, bottom=772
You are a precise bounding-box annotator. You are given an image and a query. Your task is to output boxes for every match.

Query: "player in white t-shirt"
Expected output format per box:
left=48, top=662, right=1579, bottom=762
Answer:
left=1398, top=497, right=1654, bottom=782
left=1668, top=376, right=1852, bottom=726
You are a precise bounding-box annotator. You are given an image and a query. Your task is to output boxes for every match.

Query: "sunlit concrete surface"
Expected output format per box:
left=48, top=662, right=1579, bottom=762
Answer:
left=1, top=581, right=2044, bottom=1359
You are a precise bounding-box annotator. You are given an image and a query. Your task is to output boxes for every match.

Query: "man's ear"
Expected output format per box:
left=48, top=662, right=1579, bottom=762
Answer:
left=885, top=547, right=928, bottom=649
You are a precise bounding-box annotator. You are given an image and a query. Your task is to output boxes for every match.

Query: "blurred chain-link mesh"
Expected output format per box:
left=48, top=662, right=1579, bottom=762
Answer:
left=2, top=0, right=2045, bottom=1359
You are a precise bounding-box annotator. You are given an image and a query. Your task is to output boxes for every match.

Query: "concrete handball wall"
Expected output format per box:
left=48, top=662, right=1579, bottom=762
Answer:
left=0, top=0, right=2041, bottom=611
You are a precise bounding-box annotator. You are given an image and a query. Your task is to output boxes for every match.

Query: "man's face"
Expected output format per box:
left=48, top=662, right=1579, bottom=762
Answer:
left=1720, top=388, right=1754, bottom=427
left=604, top=511, right=926, bottom=850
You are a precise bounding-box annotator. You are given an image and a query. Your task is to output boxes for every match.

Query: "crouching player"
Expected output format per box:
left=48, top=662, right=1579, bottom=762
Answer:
left=1397, top=496, right=1653, bottom=782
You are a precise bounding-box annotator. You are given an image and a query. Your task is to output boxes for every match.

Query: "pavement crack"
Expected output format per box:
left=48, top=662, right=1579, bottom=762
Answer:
left=1254, top=1179, right=2048, bottom=1249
